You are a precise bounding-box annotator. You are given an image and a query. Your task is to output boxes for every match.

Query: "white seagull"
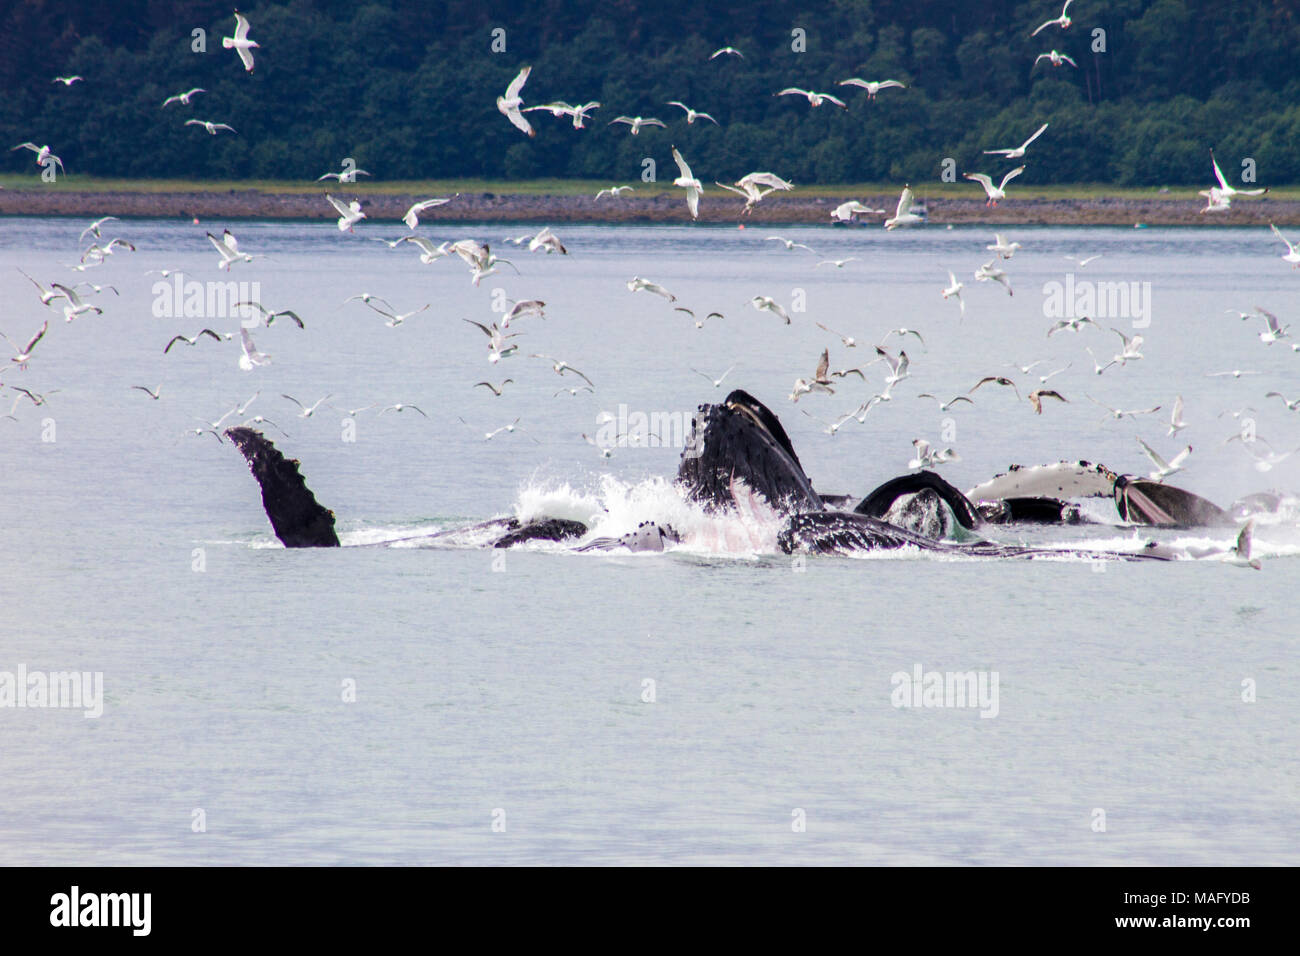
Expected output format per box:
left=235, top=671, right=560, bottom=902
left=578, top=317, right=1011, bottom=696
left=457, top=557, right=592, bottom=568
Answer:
left=326, top=194, right=366, bottom=232
left=986, top=233, right=1022, bottom=258
left=941, top=271, right=966, bottom=316
left=750, top=296, right=791, bottom=324
left=1033, top=50, right=1078, bottom=68
left=222, top=11, right=259, bottom=72
left=666, top=102, right=719, bottom=125
left=983, top=123, right=1049, bottom=159
left=1136, top=437, right=1192, bottom=481
left=497, top=66, right=536, bottom=137
left=1031, top=1, right=1074, bottom=36
left=238, top=328, right=271, bottom=370
left=1269, top=223, right=1300, bottom=267
left=837, top=78, right=906, bottom=100
left=1210, top=150, right=1267, bottom=200
left=162, top=88, right=205, bottom=108
left=608, top=115, right=667, bottom=135
left=884, top=185, right=923, bottom=230
left=185, top=119, right=236, bottom=135
left=627, top=276, right=675, bottom=301
left=775, top=88, right=847, bottom=109
left=402, top=197, right=453, bottom=229
left=964, top=166, right=1026, bottom=206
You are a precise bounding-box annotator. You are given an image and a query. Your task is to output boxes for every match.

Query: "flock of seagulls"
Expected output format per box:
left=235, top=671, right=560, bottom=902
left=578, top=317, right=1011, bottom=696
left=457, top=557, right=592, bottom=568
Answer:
left=2, top=4, right=1294, bottom=568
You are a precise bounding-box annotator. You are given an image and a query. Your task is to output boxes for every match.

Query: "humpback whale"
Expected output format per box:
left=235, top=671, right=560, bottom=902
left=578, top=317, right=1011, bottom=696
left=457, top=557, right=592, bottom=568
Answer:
left=225, top=390, right=1266, bottom=560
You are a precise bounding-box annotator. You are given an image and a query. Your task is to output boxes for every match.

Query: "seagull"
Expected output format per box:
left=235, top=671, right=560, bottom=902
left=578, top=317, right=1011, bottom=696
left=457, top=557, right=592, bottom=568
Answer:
left=555, top=385, right=595, bottom=397
left=497, top=65, right=535, bottom=137
left=326, top=194, right=366, bottom=232
left=129, top=384, right=162, bottom=400
left=983, top=123, right=1049, bottom=159
left=77, top=217, right=120, bottom=243
left=1206, top=369, right=1261, bottom=378
left=627, top=276, right=676, bottom=301
left=1227, top=520, right=1262, bottom=570
left=941, top=271, right=965, bottom=316
left=1039, top=363, right=1071, bottom=383
left=1063, top=253, right=1103, bottom=267
left=881, top=328, right=925, bottom=348
left=17, top=268, right=68, bottom=306
left=1009, top=360, right=1046, bottom=374
left=7, top=386, right=60, bottom=412
left=884, top=185, right=923, bottom=230
left=750, top=296, right=791, bottom=324
left=339, top=403, right=377, bottom=418
left=380, top=402, right=429, bottom=418
left=970, top=376, right=1020, bottom=400
left=691, top=365, right=736, bottom=388
left=813, top=348, right=865, bottom=384
left=1209, top=150, right=1267, bottom=200
left=235, top=301, right=305, bottom=328
left=520, top=226, right=567, bottom=254
left=974, top=260, right=1013, bottom=295
left=775, top=88, right=847, bottom=109
left=1110, top=327, right=1144, bottom=364
left=986, top=233, right=1022, bottom=258
left=523, top=101, right=601, bottom=129
left=206, top=229, right=257, bottom=269
left=1, top=320, right=48, bottom=367
left=831, top=200, right=886, bottom=222
left=394, top=236, right=450, bottom=265
left=366, top=301, right=429, bottom=327
left=52, top=75, right=83, bottom=86
left=162, top=88, right=205, bottom=107
left=666, top=101, right=719, bottom=125
left=964, top=166, right=1026, bottom=206
left=238, top=328, right=271, bottom=370
left=837, top=78, right=906, bottom=100
left=317, top=166, right=371, bottom=184
left=474, top=380, right=514, bottom=397
left=765, top=236, right=815, bottom=253
left=402, top=197, right=453, bottom=229
left=876, top=347, right=910, bottom=386
left=502, top=299, right=546, bottom=327
left=1048, top=315, right=1098, bottom=336
left=908, top=439, right=960, bottom=470
left=48, top=283, right=102, bottom=322
left=1255, top=306, right=1289, bottom=344
left=816, top=258, right=858, bottom=269
left=531, top=354, right=594, bottom=387
left=164, top=329, right=223, bottom=353
left=223, top=11, right=259, bottom=72
left=1031, top=1, right=1074, bottom=36
left=281, top=394, right=332, bottom=418
left=1136, top=437, right=1192, bottom=481
left=595, top=185, right=635, bottom=200
left=917, top=393, right=974, bottom=412
left=815, top=322, right=858, bottom=347
left=1229, top=436, right=1300, bottom=472
left=608, top=115, right=666, bottom=135
left=715, top=172, right=794, bottom=214
left=1033, top=50, right=1078, bottom=68
left=185, top=119, right=236, bottom=135
left=1266, top=391, right=1300, bottom=411
left=10, top=142, right=64, bottom=170
left=1167, top=396, right=1188, bottom=435
left=344, top=292, right=395, bottom=312
left=709, top=47, right=743, bottom=59
left=1087, top=396, right=1161, bottom=421
left=1027, top=389, right=1068, bottom=414
left=1268, top=224, right=1300, bottom=267
left=463, top=318, right=521, bottom=358
left=790, top=378, right=835, bottom=402
left=1085, top=348, right=1115, bottom=375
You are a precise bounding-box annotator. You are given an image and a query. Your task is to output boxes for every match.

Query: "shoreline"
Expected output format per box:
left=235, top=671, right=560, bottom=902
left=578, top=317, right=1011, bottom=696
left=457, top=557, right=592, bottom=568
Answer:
left=2, top=187, right=1297, bottom=226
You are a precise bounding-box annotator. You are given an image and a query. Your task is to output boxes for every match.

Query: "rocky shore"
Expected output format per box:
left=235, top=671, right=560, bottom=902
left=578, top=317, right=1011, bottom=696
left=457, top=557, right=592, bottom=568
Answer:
left=2, top=186, right=1297, bottom=226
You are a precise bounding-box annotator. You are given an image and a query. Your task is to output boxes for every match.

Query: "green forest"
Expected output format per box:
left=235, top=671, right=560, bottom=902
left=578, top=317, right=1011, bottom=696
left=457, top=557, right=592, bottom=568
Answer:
left=3, top=0, right=1299, bottom=186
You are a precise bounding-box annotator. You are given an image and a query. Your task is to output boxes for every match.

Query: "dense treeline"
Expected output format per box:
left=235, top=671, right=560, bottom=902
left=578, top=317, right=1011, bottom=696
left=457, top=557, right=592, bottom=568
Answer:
left=2, top=0, right=1299, bottom=186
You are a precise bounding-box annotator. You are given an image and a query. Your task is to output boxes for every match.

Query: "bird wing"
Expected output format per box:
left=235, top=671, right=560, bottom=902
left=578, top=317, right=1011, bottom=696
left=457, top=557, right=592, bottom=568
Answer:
left=1021, top=123, right=1049, bottom=149
left=671, top=146, right=693, bottom=181
left=233, top=12, right=251, bottom=40
left=1211, top=152, right=1230, bottom=191
left=896, top=186, right=914, bottom=216
left=1000, top=165, right=1027, bottom=189
left=964, top=172, right=994, bottom=196
left=815, top=349, right=829, bottom=381
left=505, top=65, right=531, bottom=100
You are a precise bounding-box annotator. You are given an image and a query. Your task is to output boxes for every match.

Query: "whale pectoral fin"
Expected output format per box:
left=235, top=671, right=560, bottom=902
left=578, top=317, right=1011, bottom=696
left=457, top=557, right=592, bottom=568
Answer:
left=225, top=427, right=340, bottom=547
left=492, top=517, right=588, bottom=548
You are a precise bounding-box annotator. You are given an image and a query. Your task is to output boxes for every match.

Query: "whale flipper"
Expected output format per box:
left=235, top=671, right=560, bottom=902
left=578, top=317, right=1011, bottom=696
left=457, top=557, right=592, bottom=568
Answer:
left=225, top=427, right=340, bottom=547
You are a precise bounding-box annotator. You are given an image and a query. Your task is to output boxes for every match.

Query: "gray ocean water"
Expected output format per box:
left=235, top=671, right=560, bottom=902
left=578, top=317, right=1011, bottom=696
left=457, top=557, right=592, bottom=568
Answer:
left=1, top=215, right=1297, bottom=865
